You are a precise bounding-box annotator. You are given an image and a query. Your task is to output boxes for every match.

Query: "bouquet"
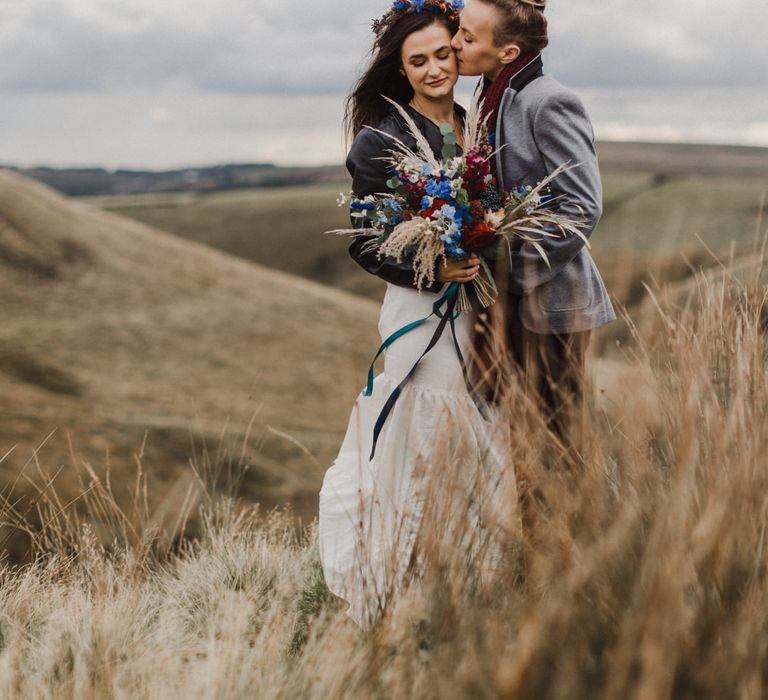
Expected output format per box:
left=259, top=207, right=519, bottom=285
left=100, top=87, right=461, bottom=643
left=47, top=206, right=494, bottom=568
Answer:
left=332, top=92, right=588, bottom=313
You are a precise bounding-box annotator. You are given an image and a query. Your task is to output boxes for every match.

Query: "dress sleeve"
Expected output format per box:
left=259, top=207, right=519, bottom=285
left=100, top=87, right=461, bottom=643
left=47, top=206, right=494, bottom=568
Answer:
left=346, top=128, right=444, bottom=293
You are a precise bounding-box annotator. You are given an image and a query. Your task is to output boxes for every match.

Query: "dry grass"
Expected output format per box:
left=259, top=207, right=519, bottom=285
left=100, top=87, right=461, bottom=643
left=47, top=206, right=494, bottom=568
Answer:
left=3, top=159, right=768, bottom=697
left=0, top=253, right=766, bottom=698
left=0, top=169, right=380, bottom=542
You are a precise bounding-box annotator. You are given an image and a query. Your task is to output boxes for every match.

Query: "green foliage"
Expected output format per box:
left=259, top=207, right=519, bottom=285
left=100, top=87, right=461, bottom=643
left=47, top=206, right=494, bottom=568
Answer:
left=287, top=549, right=336, bottom=657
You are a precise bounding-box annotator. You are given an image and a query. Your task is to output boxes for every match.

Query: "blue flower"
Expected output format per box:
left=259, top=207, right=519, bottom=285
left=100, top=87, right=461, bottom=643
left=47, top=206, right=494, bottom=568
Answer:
left=453, top=0, right=464, bottom=9
left=425, top=178, right=453, bottom=199
left=441, top=234, right=466, bottom=257
left=420, top=163, right=433, bottom=176
left=351, top=201, right=376, bottom=211
left=383, top=198, right=401, bottom=211
left=451, top=203, right=469, bottom=224
left=413, top=0, right=426, bottom=10
left=420, top=195, right=433, bottom=210
left=439, top=203, right=457, bottom=220
left=440, top=221, right=462, bottom=246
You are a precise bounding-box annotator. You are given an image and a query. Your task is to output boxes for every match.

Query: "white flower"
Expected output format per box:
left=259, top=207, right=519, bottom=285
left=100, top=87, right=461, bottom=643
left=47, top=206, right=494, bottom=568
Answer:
left=336, top=192, right=349, bottom=207
left=484, top=208, right=505, bottom=229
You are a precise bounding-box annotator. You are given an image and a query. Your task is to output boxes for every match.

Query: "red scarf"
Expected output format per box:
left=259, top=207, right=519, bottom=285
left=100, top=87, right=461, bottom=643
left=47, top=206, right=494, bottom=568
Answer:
left=479, top=51, right=538, bottom=141
left=469, top=52, right=540, bottom=403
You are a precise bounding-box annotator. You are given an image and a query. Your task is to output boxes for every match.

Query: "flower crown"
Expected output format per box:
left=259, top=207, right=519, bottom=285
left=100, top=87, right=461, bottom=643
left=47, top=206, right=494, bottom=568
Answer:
left=372, top=0, right=463, bottom=44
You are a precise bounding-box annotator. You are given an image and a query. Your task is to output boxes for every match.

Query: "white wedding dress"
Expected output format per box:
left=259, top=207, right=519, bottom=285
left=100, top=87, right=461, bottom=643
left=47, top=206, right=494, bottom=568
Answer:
left=318, top=281, right=519, bottom=628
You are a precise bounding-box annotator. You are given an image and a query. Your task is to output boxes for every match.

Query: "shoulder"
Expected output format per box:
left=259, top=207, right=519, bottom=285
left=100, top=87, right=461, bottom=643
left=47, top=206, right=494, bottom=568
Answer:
left=348, top=112, right=405, bottom=159
left=349, top=121, right=391, bottom=153
left=524, top=75, right=590, bottom=120
left=346, top=119, right=397, bottom=177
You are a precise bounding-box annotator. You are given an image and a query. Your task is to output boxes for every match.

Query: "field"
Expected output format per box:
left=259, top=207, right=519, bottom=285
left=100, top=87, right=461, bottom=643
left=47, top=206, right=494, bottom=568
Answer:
left=0, top=261, right=766, bottom=697
left=85, top=142, right=768, bottom=308
left=0, top=170, right=378, bottom=560
left=2, top=142, right=768, bottom=696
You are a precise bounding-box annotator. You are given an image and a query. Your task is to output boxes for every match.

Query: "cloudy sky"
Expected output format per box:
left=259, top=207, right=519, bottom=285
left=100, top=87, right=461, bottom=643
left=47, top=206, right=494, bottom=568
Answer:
left=1, top=0, right=767, bottom=168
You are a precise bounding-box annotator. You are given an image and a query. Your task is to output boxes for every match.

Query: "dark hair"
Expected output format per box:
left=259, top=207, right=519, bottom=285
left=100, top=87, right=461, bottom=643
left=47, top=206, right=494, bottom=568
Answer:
left=344, top=12, right=459, bottom=139
left=478, top=0, right=548, bottom=53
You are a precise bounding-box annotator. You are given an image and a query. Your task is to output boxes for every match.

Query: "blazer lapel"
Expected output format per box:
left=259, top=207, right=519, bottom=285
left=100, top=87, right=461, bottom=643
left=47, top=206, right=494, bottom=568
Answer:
left=494, top=90, right=514, bottom=190
left=493, top=54, right=545, bottom=189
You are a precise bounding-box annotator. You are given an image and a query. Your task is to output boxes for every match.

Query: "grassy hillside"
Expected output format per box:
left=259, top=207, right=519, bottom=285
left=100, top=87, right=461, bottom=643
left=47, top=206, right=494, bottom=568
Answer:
left=0, top=257, right=766, bottom=697
left=1, top=148, right=767, bottom=692
left=85, top=143, right=768, bottom=310
left=0, top=169, right=379, bottom=555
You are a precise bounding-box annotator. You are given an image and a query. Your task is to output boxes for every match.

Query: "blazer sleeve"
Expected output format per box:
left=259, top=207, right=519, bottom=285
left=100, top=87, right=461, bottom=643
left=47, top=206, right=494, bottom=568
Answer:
left=346, top=128, right=444, bottom=293
left=506, top=90, right=603, bottom=296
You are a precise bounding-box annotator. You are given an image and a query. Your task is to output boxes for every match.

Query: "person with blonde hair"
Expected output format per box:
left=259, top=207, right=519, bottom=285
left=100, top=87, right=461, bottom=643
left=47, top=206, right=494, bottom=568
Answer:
left=452, top=0, right=616, bottom=432
left=451, top=0, right=616, bottom=529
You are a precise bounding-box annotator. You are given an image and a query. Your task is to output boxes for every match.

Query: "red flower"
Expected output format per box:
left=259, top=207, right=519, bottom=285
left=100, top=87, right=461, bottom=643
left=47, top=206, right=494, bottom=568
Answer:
left=463, top=223, right=497, bottom=252
left=421, top=197, right=449, bottom=220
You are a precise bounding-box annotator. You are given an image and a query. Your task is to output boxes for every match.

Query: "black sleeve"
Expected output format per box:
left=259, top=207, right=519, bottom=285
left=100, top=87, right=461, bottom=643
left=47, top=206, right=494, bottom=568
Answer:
left=346, top=128, right=444, bottom=293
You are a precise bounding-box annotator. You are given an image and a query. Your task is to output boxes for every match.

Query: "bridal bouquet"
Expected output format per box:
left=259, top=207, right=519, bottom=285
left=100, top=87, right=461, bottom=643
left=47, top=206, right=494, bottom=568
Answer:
left=332, top=94, right=587, bottom=312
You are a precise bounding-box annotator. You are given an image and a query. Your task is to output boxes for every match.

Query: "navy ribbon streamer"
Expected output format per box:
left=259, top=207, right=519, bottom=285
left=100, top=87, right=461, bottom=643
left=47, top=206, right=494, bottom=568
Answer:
left=365, top=282, right=489, bottom=461
left=362, top=282, right=459, bottom=398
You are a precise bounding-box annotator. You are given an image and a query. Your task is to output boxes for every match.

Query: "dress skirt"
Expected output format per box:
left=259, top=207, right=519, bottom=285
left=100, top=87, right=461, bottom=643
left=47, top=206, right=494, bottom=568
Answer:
left=318, top=281, right=519, bottom=627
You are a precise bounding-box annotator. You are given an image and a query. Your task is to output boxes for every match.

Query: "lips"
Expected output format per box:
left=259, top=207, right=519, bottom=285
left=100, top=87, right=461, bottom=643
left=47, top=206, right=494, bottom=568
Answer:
left=427, top=78, right=448, bottom=87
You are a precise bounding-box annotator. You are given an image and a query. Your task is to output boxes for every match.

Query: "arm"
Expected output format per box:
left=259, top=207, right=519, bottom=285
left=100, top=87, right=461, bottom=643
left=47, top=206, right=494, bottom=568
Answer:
left=506, top=90, right=603, bottom=296
left=346, top=128, right=444, bottom=293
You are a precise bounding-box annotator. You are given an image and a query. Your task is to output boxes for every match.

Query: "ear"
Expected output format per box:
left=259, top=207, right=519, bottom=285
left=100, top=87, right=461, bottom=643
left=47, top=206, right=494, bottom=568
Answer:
left=399, top=68, right=406, bottom=76
left=497, top=43, right=521, bottom=65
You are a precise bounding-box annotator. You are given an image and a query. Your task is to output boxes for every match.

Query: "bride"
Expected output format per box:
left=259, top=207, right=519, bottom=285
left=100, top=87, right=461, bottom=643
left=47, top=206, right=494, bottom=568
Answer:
left=318, top=0, right=519, bottom=629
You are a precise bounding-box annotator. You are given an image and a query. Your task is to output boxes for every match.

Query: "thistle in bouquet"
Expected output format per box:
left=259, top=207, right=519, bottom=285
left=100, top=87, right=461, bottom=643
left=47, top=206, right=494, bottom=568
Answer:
left=330, top=92, right=589, bottom=313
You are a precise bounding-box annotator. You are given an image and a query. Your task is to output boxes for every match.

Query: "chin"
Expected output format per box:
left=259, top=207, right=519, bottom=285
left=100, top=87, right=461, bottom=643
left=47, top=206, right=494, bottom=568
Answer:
left=420, top=82, right=455, bottom=99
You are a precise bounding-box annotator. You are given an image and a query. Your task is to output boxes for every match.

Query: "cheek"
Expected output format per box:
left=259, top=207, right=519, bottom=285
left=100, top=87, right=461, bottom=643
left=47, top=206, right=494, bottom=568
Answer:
left=467, top=45, right=487, bottom=66
left=402, top=65, right=422, bottom=85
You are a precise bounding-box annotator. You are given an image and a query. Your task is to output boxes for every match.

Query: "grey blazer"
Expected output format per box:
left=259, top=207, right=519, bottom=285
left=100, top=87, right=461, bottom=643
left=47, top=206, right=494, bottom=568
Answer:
left=494, top=68, right=616, bottom=334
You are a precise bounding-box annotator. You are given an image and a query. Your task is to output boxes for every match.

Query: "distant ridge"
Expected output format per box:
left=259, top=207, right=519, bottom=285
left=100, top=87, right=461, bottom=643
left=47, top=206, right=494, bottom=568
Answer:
left=5, top=141, right=766, bottom=198
left=0, top=162, right=347, bottom=197
left=596, top=141, right=768, bottom=179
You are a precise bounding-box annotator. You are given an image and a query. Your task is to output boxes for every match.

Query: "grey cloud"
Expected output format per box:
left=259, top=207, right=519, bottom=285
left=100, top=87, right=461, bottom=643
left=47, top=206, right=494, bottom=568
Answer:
left=547, top=1, right=768, bottom=87
left=0, top=0, right=765, bottom=94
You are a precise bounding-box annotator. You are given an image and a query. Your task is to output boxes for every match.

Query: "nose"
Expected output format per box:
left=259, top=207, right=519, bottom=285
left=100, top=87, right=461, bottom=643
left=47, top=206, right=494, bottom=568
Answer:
left=450, top=34, right=461, bottom=52
left=426, top=58, right=442, bottom=76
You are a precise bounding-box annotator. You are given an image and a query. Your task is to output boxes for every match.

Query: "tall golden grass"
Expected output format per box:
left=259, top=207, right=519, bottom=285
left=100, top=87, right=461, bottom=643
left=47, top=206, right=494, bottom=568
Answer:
left=0, top=257, right=766, bottom=699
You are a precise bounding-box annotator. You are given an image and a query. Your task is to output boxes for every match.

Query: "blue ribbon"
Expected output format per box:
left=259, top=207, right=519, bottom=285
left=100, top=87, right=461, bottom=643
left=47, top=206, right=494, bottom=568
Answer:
left=364, top=282, right=489, bottom=461
left=363, top=282, right=459, bottom=398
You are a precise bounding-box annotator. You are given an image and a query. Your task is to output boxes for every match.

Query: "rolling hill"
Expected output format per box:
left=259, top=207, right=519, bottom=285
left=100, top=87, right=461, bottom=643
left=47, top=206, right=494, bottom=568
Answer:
left=84, top=144, right=768, bottom=312
left=0, top=169, right=379, bottom=549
